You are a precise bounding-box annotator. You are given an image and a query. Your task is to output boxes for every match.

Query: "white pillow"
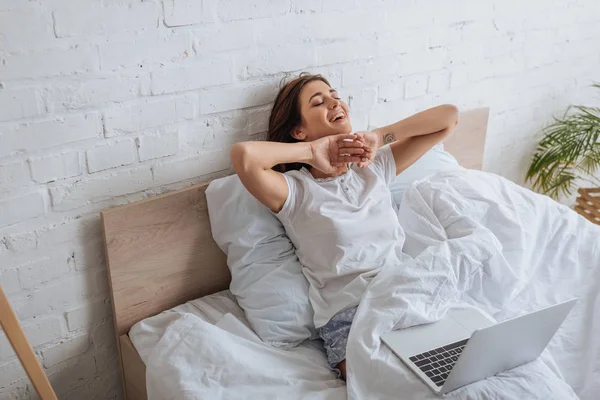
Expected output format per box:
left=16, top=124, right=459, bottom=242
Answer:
left=206, top=175, right=315, bottom=348
left=389, top=143, right=460, bottom=206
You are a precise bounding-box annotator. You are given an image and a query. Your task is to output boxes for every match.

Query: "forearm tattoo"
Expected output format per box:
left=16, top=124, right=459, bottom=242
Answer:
left=383, top=132, right=396, bottom=144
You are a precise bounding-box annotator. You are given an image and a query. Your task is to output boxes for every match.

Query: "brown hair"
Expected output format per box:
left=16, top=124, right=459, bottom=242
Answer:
left=267, top=72, right=331, bottom=173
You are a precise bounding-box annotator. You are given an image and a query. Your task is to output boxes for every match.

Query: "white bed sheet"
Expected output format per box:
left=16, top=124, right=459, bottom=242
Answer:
left=129, top=290, right=255, bottom=364
left=129, top=289, right=346, bottom=399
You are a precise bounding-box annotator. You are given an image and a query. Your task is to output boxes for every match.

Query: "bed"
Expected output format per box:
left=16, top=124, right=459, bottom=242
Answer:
left=100, top=108, right=600, bottom=400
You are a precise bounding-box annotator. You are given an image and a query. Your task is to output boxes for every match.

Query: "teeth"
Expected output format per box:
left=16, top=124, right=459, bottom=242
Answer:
left=330, top=112, right=345, bottom=122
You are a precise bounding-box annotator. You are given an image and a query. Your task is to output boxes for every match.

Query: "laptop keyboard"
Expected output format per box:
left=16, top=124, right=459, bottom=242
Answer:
left=408, top=338, right=468, bottom=387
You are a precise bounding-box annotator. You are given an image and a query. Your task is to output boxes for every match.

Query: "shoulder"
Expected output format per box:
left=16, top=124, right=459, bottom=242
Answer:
left=283, top=168, right=310, bottom=187
left=368, top=145, right=394, bottom=170
left=367, top=145, right=396, bottom=184
left=276, top=169, right=310, bottom=220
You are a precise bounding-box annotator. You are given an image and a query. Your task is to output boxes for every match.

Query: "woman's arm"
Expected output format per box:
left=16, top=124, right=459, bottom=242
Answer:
left=231, top=141, right=309, bottom=213
left=372, top=104, right=459, bottom=175
left=231, top=134, right=366, bottom=213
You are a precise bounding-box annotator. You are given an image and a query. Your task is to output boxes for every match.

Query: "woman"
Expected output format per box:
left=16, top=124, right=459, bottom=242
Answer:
left=231, top=73, right=459, bottom=379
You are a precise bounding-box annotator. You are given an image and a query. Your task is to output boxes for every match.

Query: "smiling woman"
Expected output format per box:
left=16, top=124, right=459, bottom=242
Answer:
left=295, top=83, right=350, bottom=137
left=229, top=72, right=458, bottom=378
left=265, top=73, right=353, bottom=173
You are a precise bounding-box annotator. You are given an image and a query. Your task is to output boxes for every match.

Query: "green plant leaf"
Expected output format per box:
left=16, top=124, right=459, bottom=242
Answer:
left=526, top=83, right=600, bottom=199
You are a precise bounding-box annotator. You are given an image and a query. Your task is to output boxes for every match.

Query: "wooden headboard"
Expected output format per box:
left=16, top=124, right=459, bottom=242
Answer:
left=100, top=185, right=230, bottom=336
left=444, top=107, right=489, bottom=170
left=100, top=107, right=489, bottom=336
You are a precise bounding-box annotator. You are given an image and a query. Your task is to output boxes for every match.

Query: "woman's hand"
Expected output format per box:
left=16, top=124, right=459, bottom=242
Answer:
left=309, top=134, right=370, bottom=174
left=353, top=131, right=379, bottom=167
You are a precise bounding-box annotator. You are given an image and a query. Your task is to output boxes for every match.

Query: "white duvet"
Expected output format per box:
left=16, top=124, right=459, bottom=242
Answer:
left=145, top=169, right=600, bottom=400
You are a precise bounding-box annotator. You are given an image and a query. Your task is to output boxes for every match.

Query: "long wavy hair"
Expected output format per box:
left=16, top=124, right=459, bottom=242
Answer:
left=267, top=73, right=331, bottom=173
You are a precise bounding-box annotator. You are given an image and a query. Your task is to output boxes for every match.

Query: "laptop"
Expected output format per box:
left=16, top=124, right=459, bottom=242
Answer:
left=381, top=299, right=576, bottom=394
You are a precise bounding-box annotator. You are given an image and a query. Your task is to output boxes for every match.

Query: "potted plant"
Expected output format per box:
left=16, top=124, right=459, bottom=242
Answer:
left=526, top=83, right=600, bottom=224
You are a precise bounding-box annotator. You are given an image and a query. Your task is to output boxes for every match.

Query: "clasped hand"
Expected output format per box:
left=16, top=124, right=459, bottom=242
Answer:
left=309, top=131, right=379, bottom=174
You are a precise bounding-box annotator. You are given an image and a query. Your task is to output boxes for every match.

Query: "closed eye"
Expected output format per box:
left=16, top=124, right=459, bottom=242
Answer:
left=312, top=97, right=342, bottom=107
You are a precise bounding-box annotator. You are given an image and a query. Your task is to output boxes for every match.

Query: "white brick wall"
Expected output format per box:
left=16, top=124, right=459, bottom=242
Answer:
left=43, top=74, right=143, bottom=112
left=163, top=0, right=211, bottom=27
left=0, top=85, right=45, bottom=122
left=0, top=5, right=55, bottom=53
left=0, top=162, right=30, bottom=189
left=104, top=96, right=195, bottom=135
left=0, top=114, right=102, bottom=158
left=52, top=2, right=159, bottom=38
left=29, top=151, right=81, bottom=184
left=97, top=30, right=192, bottom=71
left=65, top=298, right=111, bottom=332
left=0, top=269, right=20, bottom=295
left=150, top=58, right=234, bottom=95
left=0, top=191, right=47, bottom=227
left=86, top=139, right=136, bottom=173
left=41, top=333, right=90, bottom=368
left=0, top=0, right=599, bottom=398
left=48, top=167, right=154, bottom=211
left=0, top=46, right=100, bottom=80
left=18, top=255, right=71, bottom=290
left=200, top=80, right=279, bottom=114
left=137, top=133, right=179, bottom=161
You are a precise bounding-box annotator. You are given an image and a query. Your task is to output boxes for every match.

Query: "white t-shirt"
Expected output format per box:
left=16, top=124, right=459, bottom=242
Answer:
left=276, top=145, right=405, bottom=328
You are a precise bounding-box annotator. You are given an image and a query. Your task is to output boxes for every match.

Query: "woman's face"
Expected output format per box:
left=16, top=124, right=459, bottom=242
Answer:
left=294, top=80, right=352, bottom=142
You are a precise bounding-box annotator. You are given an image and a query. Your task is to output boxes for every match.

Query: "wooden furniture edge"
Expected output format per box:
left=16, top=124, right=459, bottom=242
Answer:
left=120, top=334, right=147, bottom=400
left=100, top=212, right=128, bottom=400
left=100, top=181, right=210, bottom=218
left=443, top=107, right=490, bottom=170
left=0, top=286, right=58, bottom=400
